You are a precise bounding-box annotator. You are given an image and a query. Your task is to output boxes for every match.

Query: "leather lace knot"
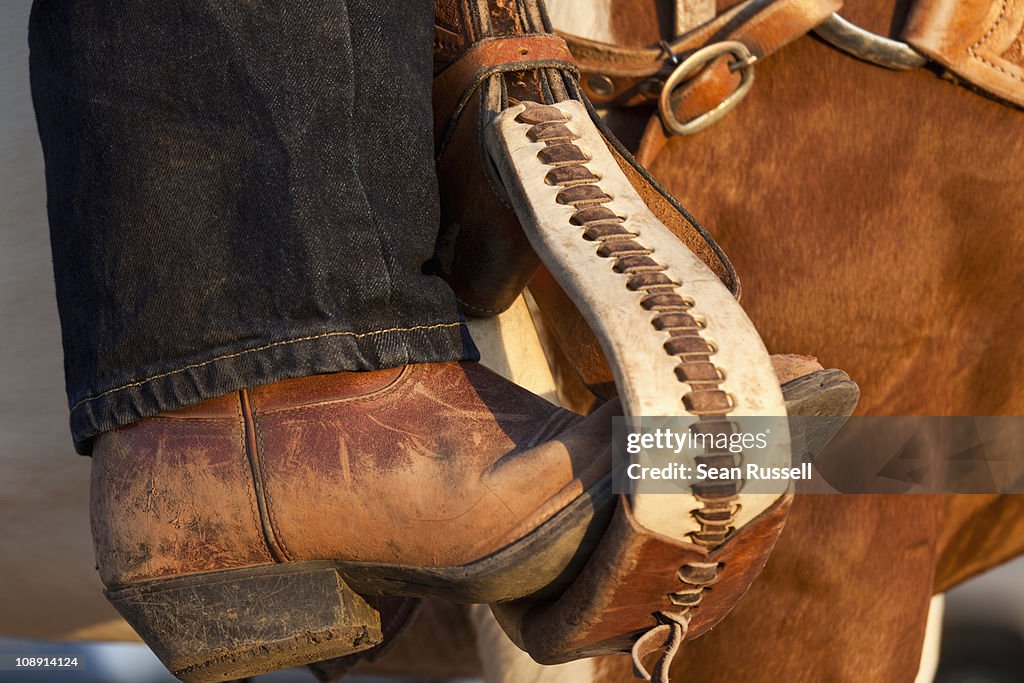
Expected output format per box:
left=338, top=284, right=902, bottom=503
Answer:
left=631, top=610, right=691, bottom=683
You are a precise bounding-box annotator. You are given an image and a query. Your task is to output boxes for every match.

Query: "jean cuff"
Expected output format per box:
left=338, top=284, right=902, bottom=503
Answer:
left=70, top=320, right=479, bottom=454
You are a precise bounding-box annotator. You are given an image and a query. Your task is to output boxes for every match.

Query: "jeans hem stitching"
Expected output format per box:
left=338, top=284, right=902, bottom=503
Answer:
left=69, top=321, right=466, bottom=416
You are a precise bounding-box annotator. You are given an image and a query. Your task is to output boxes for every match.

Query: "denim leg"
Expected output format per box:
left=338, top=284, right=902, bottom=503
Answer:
left=28, top=0, right=477, bottom=451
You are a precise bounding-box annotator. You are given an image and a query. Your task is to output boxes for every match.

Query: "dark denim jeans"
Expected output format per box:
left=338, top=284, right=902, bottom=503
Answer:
left=29, top=0, right=477, bottom=452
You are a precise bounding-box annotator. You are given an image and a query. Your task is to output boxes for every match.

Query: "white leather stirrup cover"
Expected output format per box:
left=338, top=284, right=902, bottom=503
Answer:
left=485, top=100, right=791, bottom=540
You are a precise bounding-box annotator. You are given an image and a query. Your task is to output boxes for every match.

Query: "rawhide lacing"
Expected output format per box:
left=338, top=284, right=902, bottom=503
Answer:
left=513, top=101, right=744, bottom=682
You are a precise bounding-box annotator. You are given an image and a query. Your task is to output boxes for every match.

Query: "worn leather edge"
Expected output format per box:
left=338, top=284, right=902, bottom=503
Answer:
left=903, top=0, right=1024, bottom=109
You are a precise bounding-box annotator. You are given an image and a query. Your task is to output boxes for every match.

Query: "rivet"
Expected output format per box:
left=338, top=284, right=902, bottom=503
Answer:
left=587, top=74, right=615, bottom=97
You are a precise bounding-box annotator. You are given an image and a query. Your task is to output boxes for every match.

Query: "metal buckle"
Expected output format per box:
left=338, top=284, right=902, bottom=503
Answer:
left=658, top=40, right=756, bottom=136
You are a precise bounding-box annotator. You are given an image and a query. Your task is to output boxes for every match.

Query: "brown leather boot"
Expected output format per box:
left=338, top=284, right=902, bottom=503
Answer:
left=302, top=361, right=860, bottom=683
left=91, top=361, right=619, bottom=682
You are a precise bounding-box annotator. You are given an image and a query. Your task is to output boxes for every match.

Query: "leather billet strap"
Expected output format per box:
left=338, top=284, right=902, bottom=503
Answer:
left=568, top=0, right=841, bottom=105
left=566, top=0, right=839, bottom=142
left=903, top=0, right=1024, bottom=109
left=433, top=34, right=578, bottom=155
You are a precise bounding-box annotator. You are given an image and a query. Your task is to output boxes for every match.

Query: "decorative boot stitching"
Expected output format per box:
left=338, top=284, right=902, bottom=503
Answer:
left=513, top=102, right=742, bottom=682
left=239, top=388, right=290, bottom=563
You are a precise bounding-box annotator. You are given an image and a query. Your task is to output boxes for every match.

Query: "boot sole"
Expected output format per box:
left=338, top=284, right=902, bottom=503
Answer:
left=106, top=563, right=382, bottom=683
left=105, top=474, right=615, bottom=682
left=781, top=368, right=860, bottom=466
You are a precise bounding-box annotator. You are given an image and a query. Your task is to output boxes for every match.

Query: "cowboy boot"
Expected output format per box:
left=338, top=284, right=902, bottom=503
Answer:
left=91, top=360, right=621, bottom=682
left=490, top=357, right=858, bottom=682
left=301, top=358, right=856, bottom=683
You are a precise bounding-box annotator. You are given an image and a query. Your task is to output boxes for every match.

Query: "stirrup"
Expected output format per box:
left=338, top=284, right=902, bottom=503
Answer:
left=431, top=2, right=848, bottom=679
left=484, top=99, right=792, bottom=679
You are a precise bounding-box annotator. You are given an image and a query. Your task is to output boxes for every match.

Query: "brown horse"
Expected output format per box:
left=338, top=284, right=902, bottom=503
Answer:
left=570, top=0, right=1024, bottom=680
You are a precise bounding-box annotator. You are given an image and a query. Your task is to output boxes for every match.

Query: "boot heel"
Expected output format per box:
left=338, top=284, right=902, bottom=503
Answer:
left=105, top=562, right=382, bottom=683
